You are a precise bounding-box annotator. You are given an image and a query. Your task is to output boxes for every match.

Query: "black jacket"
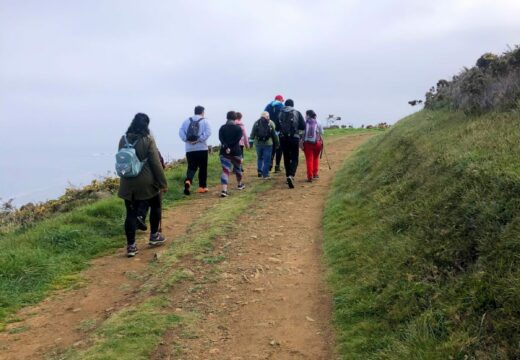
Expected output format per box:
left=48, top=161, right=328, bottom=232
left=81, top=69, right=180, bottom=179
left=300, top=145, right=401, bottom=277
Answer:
left=219, top=122, right=243, bottom=156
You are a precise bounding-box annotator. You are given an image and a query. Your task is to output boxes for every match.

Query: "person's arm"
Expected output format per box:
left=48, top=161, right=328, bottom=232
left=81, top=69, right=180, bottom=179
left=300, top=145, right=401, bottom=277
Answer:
left=270, top=121, right=280, bottom=149
left=249, top=121, right=257, bottom=141
left=179, top=120, right=187, bottom=142
left=241, top=124, right=250, bottom=149
left=147, top=137, right=168, bottom=192
left=219, top=126, right=225, bottom=145
left=199, top=119, right=212, bottom=142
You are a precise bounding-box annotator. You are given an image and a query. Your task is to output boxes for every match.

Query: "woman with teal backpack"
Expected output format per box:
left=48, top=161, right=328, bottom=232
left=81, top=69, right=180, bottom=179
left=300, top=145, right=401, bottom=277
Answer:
left=117, top=113, right=168, bottom=257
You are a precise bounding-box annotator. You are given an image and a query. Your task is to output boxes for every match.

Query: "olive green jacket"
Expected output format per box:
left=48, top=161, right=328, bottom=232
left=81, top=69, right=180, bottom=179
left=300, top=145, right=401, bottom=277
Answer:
left=117, top=133, right=167, bottom=201
left=249, top=119, right=280, bottom=148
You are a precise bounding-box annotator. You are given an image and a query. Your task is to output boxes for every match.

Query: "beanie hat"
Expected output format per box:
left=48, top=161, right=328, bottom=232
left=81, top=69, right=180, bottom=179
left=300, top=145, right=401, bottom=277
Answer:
left=275, top=94, right=284, bottom=102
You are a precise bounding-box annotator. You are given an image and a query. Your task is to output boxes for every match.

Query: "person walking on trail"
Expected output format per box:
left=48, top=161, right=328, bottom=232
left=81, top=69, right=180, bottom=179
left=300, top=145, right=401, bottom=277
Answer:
left=235, top=112, right=250, bottom=171
left=219, top=111, right=246, bottom=198
left=264, top=94, right=285, bottom=173
left=250, top=111, right=279, bottom=179
left=179, top=105, right=212, bottom=195
left=301, top=110, right=324, bottom=182
left=117, top=113, right=168, bottom=257
left=278, top=99, right=305, bottom=188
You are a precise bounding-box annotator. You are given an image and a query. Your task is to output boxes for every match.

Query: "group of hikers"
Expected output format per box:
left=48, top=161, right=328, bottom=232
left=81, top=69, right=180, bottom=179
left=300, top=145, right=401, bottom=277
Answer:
left=115, top=95, right=324, bottom=257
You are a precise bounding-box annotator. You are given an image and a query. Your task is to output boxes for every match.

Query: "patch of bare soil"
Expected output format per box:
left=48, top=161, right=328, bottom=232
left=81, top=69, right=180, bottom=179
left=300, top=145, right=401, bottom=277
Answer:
left=0, top=134, right=372, bottom=360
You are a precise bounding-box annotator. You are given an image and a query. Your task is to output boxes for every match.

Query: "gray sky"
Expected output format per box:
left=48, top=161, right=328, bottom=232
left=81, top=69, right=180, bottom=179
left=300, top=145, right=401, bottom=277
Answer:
left=1, top=0, right=520, bottom=148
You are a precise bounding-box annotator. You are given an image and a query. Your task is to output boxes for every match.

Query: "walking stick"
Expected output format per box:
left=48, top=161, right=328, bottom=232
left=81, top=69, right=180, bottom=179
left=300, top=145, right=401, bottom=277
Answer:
left=320, top=141, right=332, bottom=170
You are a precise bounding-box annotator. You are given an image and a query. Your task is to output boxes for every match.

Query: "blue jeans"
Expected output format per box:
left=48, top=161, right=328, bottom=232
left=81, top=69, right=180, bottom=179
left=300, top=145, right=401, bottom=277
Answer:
left=256, top=144, right=273, bottom=177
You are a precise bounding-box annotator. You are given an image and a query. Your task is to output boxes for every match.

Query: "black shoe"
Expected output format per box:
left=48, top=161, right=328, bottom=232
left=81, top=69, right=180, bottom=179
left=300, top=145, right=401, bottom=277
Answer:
left=127, top=244, right=138, bottom=257
left=220, top=190, right=229, bottom=197
left=136, top=216, right=147, bottom=231
left=274, top=165, right=281, bottom=173
left=149, top=232, right=165, bottom=246
left=184, top=180, right=191, bottom=195
left=257, top=171, right=262, bottom=178
left=287, top=176, right=295, bottom=189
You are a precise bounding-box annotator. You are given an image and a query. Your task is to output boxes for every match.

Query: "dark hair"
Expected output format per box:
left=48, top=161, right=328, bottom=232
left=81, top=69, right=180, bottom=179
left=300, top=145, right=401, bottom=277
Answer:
left=285, top=99, right=294, bottom=107
left=194, top=105, right=205, bottom=115
left=226, top=111, right=237, bottom=121
left=127, top=113, right=150, bottom=136
left=236, top=112, right=243, bottom=120
left=306, top=110, right=317, bottom=119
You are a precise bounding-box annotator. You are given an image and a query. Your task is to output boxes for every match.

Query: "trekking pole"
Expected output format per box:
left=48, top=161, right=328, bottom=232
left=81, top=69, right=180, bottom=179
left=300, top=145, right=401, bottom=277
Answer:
left=321, top=141, right=332, bottom=170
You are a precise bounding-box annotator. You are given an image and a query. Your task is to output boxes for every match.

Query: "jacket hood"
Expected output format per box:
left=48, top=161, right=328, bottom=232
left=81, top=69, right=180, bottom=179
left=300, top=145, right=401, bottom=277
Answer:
left=282, top=106, right=294, bottom=112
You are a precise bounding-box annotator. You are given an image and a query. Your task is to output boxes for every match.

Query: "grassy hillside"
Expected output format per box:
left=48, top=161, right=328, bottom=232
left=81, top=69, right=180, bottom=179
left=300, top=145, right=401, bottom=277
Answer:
left=324, top=110, right=520, bottom=359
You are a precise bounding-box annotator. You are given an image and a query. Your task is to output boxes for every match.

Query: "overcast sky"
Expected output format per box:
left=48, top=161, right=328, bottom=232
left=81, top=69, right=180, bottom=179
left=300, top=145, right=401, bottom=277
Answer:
left=1, top=0, right=519, bottom=149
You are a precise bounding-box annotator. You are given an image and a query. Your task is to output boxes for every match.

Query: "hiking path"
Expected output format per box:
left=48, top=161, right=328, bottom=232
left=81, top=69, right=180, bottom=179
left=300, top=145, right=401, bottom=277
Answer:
left=0, top=133, right=372, bottom=360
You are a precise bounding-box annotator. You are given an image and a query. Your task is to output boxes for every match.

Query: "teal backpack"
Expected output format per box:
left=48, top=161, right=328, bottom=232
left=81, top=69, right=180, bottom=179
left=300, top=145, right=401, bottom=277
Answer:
left=115, top=135, right=146, bottom=178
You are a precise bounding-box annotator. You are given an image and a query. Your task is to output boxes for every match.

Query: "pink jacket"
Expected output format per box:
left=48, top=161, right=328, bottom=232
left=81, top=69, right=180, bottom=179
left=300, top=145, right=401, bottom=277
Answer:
left=235, top=119, right=249, bottom=149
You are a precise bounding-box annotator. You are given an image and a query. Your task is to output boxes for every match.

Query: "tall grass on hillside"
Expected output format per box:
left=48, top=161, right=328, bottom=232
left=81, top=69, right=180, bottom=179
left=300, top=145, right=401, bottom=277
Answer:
left=324, top=110, right=520, bottom=359
left=425, top=45, right=520, bottom=114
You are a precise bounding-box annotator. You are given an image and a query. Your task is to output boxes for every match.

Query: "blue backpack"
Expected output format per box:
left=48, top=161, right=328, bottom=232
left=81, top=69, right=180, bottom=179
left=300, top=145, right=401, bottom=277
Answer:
left=115, top=135, right=146, bottom=178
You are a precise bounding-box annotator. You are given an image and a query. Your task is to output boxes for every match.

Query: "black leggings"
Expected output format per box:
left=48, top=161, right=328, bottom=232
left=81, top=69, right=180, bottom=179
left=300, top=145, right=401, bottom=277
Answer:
left=280, top=136, right=300, bottom=177
left=124, top=194, right=162, bottom=245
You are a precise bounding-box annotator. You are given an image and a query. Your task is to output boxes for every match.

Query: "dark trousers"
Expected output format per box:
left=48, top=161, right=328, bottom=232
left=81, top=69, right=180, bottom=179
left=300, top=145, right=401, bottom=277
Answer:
left=280, top=136, right=300, bottom=177
left=270, top=144, right=283, bottom=169
left=186, top=150, right=208, bottom=188
left=124, top=194, right=162, bottom=245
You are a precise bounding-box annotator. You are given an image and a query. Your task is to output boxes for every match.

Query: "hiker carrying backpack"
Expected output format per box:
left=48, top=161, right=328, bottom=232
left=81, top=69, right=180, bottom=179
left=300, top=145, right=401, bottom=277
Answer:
left=278, top=99, right=305, bottom=188
left=117, top=113, right=168, bottom=257
left=302, top=110, right=323, bottom=183
left=250, top=111, right=280, bottom=178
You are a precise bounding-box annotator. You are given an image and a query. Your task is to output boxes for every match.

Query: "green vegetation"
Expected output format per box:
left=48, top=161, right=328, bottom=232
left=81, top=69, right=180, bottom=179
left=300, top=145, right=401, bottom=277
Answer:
left=425, top=45, right=520, bottom=114
left=324, top=110, right=520, bottom=359
left=0, top=148, right=256, bottom=328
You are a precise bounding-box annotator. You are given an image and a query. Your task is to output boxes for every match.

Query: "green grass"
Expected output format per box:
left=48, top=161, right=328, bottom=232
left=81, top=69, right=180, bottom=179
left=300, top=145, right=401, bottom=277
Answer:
left=0, top=148, right=258, bottom=328
left=324, top=110, right=520, bottom=359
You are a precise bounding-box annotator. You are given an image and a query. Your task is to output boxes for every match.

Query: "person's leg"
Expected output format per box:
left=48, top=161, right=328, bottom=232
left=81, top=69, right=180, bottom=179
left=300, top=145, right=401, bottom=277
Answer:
left=199, top=150, right=209, bottom=188
left=220, top=155, right=231, bottom=196
left=256, top=145, right=263, bottom=177
left=303, top=143, right=313, bottom=181
left=269, top=144, right=276, bottom=171
left=275, top=146, right=283, bottom=171
left=313, top=142, right=322, bottom=177
left=124, top=199, right=139, bottom=256
left=147, top=194, right=165, bottom=245
left=184, top=151, right=197, bottom=195
left=232, top=156, right=244, bottom=185
left=287, top=138, right=300, bottom=177
left=263, top=145, right=273, bottom=177
left=136, top=201, right=149, bottom=231
left=281, top=137, right=291, bottom=177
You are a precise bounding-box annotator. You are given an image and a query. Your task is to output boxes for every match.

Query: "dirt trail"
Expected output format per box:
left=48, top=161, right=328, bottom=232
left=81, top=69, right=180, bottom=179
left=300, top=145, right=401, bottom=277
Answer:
left=0, top=134, right=371, bottom=360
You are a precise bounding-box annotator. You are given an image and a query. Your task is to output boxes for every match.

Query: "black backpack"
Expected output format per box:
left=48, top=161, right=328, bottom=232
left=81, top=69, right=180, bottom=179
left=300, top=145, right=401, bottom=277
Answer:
left=186, top=117, right=203, bottom=142
left=280, top=110, right=296, bottom=137
left=257, top=119, right=271, bottom=141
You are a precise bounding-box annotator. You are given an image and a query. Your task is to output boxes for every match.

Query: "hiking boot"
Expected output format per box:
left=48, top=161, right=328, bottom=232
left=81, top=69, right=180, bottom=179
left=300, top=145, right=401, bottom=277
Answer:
left=237, top=183, right=246, bottom=190
left=262, top=176, right=272, bottom=180
left=274, top=165, right=281, bottom=173
left=313, top=174, right=320, bottom=179
left=149, top=232, right=165, bottom=246
left=257, top=171, right=262, bottom=178
left=220, top=190, right=229, bottom=197
left=127, top=244, right=138, bottom=257
left=184, top=180, right=191, bottom=195
left=197, top=187, right=209, bottom=193
left=287, top=176, right=295, bottom=189
left=136, top=216, right=147, bottom=231
left=306, top=178, right=313, bottom=183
